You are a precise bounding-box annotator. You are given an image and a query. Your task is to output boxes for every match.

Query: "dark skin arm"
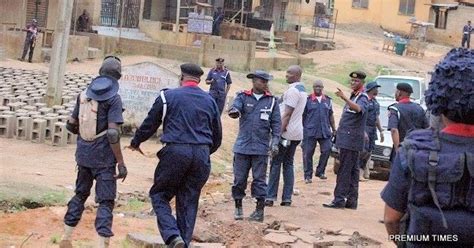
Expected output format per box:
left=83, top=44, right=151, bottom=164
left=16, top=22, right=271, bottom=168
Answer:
left=391, top=128, right=400, bottom=152
left=109, top=122, right=124, bottom=166
left=336, top=88, right=362, bottom=113
left=384, top=204, right=404, bottom=244
left=329, top=113, right=336, bottom=136
left=281, top=105, right=295, bottom=132
left=376, top=117, right=384, bottom=143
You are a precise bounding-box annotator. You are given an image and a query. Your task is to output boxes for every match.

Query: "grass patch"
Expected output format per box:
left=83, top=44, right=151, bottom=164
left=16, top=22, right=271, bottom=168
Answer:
left=211, top=159, right=227, bottom=176
left=123, top=198, right=146, bottom=212
left=0, top=189, right=69, bottom=212
left=50, top=234, right=61, bottom=244
left=318, top=62, right=367, bottom=87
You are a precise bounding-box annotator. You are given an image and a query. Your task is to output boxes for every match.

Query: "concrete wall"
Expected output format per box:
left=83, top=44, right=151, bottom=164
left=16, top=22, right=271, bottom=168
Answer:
left=0, top=0, right=26, bottom=27
left=139, top=20, right=196, bottom=46
left=202, top=36, right=256, bottom=71
left=334, top=0, right=432, bottom=34
left=427, top=6, right=473, bottom=46
left=67, top=35, right=89, bottom=61
left=2, top=31, right=43, bottom=62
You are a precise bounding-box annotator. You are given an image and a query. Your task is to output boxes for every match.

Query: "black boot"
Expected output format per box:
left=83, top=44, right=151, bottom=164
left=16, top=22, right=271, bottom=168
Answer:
left=234, top=199, right=243, bottom=220
left=249, top=199, right=265, bottom=222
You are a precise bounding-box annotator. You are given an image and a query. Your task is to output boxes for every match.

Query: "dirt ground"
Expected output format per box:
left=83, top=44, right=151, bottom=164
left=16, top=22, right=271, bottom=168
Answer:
left=0, top=25, right=449, bottom=248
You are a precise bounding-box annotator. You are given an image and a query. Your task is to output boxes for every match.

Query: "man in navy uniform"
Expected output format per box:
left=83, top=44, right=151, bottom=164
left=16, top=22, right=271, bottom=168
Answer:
left=382, top=48, right=474, bottom=247
left=462, top=20, right=472, bottom=48
left=359, top=81, right=384, bottom=181
left=206, top=58, right=232, bottom=115
left=229, top=70, right=281, bottom=222
left=60, top=56, right=127, bottom=248
left=323, top=71, right=369, bottom=210
left=302, top=80, right=336, bottom=183
left=387, top=82, right=428, bottom=159
left=129, top=63, right=222, bottom=248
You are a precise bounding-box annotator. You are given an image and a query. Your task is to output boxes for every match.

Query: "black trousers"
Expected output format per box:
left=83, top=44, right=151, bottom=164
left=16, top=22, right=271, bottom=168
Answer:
left=21, top=38, right=35, bottom=62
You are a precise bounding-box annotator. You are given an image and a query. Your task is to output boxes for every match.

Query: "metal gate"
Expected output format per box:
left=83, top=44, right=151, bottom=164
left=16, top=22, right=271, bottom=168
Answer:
left=100, top=0, right=140, bottom=28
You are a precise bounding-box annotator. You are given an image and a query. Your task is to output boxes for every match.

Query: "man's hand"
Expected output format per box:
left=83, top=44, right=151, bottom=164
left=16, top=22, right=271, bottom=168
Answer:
left=379, top=131, right=385, bottom=143
left=335, top=88, right=347, bottom=101
left=364, top=132, right=369, bottom=142
left=115, top=162, right=128, bottom=182
left=269, top=144, right=279, bottom=157
left=205, top=79, right=214, bottom=85
left=228, top=108, right=240, bottom=119
left=125, top=145, right=145, bottom=155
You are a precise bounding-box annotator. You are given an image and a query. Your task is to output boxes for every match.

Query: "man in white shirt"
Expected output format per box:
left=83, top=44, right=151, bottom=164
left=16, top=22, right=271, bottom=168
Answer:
left=266, top=65, right=307, bottom=207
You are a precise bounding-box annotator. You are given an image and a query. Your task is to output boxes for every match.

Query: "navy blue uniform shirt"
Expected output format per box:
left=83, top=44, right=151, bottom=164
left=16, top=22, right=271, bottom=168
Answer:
left=381, top=125, right=474, bottom=213
left=387, top=97, right=428, bottom=143
left=206, top=68, right=232, bottom=95
left=232, top=90, right=281, bottom=156
left=302, top=93, right=333, bottom=139
left=335, top=91, right=369, bottom=151
left=72, top=94, right=124, bottom=168
left=131, top=82, right=222, bottom=154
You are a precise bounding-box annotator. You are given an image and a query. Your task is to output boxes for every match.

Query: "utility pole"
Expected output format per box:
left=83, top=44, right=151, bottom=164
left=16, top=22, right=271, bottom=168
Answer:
left=45, top=0, right=74, bottom=107
left=175, top=0, right=181, bottom=33
left=240, top=0, right=244, bottom=25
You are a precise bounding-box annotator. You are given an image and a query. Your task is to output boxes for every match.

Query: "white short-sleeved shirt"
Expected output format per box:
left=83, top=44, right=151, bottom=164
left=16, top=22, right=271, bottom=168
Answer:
left=280, top=82, right=307, bottom=141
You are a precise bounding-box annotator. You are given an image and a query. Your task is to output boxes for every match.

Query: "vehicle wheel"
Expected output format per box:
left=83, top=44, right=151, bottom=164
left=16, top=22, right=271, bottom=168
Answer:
left=333, top=158, right=340, bottom=174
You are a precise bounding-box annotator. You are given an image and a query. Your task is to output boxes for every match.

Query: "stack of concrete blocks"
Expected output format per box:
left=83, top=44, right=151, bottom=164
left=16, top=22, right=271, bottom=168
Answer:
left=0, top=67, right=93, bottom=146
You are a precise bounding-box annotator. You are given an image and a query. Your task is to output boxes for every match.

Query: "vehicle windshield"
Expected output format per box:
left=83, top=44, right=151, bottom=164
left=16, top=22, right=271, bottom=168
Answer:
left=375, top=78, right=421, bottom=100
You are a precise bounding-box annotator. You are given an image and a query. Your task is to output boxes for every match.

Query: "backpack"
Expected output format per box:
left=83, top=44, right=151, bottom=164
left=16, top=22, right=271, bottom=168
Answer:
left=78, top=91, right=107, bottom=141
left=399, top=130, right=474, bottom=245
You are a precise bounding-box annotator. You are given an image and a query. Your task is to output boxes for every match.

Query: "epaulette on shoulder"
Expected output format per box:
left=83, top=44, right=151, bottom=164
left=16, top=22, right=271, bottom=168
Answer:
left=325, top=94, right=332, bottom=99
left=388, top=103, right=398, bottom=111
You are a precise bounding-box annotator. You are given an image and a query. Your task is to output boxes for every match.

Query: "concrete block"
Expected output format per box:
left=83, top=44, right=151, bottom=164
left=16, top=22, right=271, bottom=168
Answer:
left=22, top=106, right=37, bottom=112
left=16, top=116, right=33, bottom=140
left=8, top=102, right=26, bottom=112
left=52, top=122, right=68, bottom=147
left=2, top=110, right=15, bottom=116
left=58, top=115, right=69, bottom=123
left=0, top=115, right=16, bottom=138
left=32, top=96, right=45, bottom=103
left=52, top=105, right=65, bottom=113
left=126, top=233, right=166, bottom=248
left=44, top=116, right=59, bottom=140
left=34, top=103, right=47, bottom=109
left=57, top=110, right=70, bottom=116
left=45, top=113, right=59, bottom=117
left=62, top=95, right=74, bottom=104
left=39, top=107, right=53, bottom=115
left=0, top=106, right=10, bottom=112
left=27, top=111, right=41, bottom=117
left=31, top=118, right=47, bottom=143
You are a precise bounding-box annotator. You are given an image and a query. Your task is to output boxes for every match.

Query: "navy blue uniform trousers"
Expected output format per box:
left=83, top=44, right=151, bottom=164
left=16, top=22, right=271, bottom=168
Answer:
left=302, top=137, right=331, bottom=179
left=210, top=92, right=226, bottom=115
left=334, top=148, right=360, bottom=206
left=150, top=144, right=211, bottom=247
left=232, top=153, right=268, bottom=200
left=64, top=166, right=116, bottom=237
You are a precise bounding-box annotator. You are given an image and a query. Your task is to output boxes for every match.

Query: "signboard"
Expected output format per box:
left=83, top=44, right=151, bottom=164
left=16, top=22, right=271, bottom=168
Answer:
left=187, top=12, right=213, bottom=34
left=119, top=62, right=179, bottom=128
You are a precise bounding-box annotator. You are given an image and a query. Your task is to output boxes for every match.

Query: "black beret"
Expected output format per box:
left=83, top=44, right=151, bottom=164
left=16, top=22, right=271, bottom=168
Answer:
left=425, top=48, right=474, bottom=124
left=180, top=63, right=204, bottom=77
left=215, top=58, right=225, bottom=62
left=247, top=70, right=273, bottom=81
left=349, top=71, right=366, bottom=80
left=396, top=82, right=413, bottom=94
